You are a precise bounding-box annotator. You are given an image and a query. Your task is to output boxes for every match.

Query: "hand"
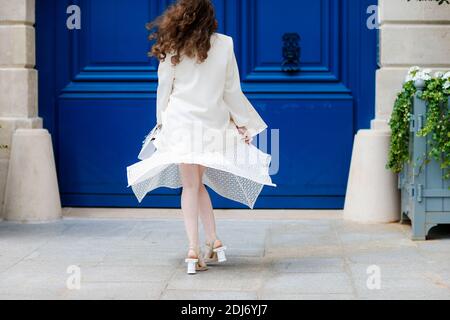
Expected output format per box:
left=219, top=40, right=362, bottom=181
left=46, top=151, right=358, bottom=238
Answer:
left=236, top=126, right=252, bottom=145
left=150, top=123, right=162, bottom=141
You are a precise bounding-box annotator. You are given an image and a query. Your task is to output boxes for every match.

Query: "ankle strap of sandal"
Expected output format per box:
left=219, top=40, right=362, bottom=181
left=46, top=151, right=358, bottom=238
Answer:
left=206, top=239, right=221, bottom=249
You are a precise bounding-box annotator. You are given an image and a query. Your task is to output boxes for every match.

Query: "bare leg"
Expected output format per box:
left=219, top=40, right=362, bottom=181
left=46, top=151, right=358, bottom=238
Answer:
left=198, top=166, right=222, bottom=249
left=179, top=163, right=202, bottom=258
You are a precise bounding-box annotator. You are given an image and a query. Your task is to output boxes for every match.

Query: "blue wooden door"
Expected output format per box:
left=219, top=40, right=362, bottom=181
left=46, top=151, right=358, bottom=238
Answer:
left=36, top=0, right=378, bottom=209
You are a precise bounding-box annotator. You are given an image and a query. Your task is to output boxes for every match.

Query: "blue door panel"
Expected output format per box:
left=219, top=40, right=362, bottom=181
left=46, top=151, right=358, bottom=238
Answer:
left=57, top=98, right=181, bottom=195
left=57, top=97, right=352, bottom=202
left=255, top=0, right=324, bottom=66
left=36, top=0, right=378, bottom=209
left=258, top=98, right=354, bottom=196
left=247, top=0, right=339, bottom=81
left=87, top=0, right=152, bottom=64
left=73, top=0, right=160, bottom=82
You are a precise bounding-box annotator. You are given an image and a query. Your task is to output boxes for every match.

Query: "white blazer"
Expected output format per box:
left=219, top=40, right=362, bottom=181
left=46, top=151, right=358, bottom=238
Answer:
left=155, top=32, right=268, bottom=137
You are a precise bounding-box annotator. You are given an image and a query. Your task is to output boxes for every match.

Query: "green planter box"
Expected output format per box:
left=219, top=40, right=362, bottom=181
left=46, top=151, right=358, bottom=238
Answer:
left=399, top=81, right=450, bottom=240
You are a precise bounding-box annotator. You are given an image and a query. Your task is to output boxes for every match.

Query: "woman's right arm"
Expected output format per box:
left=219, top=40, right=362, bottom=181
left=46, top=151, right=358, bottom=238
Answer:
left=156, top=54, right=175, bottom=127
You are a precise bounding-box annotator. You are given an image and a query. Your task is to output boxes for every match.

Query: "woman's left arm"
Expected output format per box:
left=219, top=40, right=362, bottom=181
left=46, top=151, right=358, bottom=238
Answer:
left=223, top=37, right=268, bottom=137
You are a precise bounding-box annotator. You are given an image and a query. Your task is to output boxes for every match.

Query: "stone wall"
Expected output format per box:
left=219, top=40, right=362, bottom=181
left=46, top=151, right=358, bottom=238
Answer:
left=371, top=0, right=450, bottom=130
left=344, top=0, right=450, bottom=222
left=0, top=0, right=42, bottom=218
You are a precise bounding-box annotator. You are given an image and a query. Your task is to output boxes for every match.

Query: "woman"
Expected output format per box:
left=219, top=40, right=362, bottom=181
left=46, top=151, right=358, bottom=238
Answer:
left=126, top=0, right=276, bottom=274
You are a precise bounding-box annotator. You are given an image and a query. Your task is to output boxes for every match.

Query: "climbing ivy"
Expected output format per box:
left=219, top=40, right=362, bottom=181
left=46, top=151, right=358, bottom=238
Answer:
left=387, top=68, right=450, bottom=181
left=417, top=73, right=450, bottom=180
left=386, top=75, right=416, bottom=173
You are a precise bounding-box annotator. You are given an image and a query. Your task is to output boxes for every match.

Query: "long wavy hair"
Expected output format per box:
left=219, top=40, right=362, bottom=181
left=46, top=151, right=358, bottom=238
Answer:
left=146, top=0, right=218, bottom=65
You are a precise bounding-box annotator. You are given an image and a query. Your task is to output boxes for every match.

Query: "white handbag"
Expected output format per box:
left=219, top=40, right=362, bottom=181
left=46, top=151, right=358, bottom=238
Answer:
left=138, top=124, right=161, bottom=160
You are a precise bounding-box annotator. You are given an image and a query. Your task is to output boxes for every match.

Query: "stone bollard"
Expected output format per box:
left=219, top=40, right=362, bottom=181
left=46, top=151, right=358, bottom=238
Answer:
left=343, top=129, right=400, bottom=223
left=3, top=129, right=61, bottom=222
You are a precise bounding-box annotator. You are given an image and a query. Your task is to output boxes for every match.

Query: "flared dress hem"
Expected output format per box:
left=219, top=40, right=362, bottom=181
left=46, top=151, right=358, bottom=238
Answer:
left=126, top=149, right=276, bottom=209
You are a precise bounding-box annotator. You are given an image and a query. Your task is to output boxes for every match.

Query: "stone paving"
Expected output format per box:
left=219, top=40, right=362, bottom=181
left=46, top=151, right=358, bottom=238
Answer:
left=0, top=209, right=450, bottom=300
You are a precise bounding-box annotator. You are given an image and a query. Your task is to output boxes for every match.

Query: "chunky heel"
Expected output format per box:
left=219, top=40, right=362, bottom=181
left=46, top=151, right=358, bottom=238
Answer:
left=185, top=246, right=208, bottom=274
left=204, top=239, right=227, bottom=264
left=214, top=246, right=227, bottom=262
left=185, top=258, right=199, bottom=274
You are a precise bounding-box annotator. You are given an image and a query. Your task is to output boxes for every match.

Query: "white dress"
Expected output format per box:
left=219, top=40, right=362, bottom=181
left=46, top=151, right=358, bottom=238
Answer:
left=126, top=32, right=276, bottom=208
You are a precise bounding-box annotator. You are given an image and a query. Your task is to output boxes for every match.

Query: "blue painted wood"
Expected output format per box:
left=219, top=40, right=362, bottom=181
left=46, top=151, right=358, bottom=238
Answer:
left=36, top=0, right=378, bottom=209
left=400, top=84, right=450, bottom=240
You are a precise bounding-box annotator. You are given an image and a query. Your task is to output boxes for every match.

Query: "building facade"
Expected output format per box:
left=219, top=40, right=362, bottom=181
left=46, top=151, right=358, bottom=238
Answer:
left=0, top=0, right=449, bottom=219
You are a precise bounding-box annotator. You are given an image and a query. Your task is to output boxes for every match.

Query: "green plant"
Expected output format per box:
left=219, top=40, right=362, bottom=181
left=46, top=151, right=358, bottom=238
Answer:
left=387, top=68, right=450, bottom=181
left=417, top=73, right=450, bottom=180
left=386, top=80, right=416, bottom=173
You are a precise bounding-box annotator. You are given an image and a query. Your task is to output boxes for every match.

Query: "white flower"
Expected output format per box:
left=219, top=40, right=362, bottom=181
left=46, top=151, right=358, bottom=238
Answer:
left=443, top=72, right=450, bottom=80
left=405, top=66, right=421, bottom=82
left=444, top=81, right=450, bottom=90
left=408, top=66, right=420, bottom=74
left=404, top=66, right=433, bottom=82
left=415, top=70, right=431, bottom=81
left=434, top=72, right=444, bottom=79
left=420, top=69, right=432, bottom=80
left=423, top=73, right=432, bottom=81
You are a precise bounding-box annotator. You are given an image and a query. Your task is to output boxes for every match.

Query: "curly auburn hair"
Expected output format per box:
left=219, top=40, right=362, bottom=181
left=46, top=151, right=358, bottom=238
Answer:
left=146, top=0, right=219, bottom=65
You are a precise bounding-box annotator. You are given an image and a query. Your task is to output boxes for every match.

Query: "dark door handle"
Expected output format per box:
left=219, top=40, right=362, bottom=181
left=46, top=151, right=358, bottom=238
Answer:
left=282, top=33, right=300, bottom=73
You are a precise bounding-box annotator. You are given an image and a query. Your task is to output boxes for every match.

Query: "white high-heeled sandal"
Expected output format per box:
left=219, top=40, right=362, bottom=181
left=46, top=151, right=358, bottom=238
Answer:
left=185, top=247, right=208, bottom=275
left=204, top=239, right=227, bottom=264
